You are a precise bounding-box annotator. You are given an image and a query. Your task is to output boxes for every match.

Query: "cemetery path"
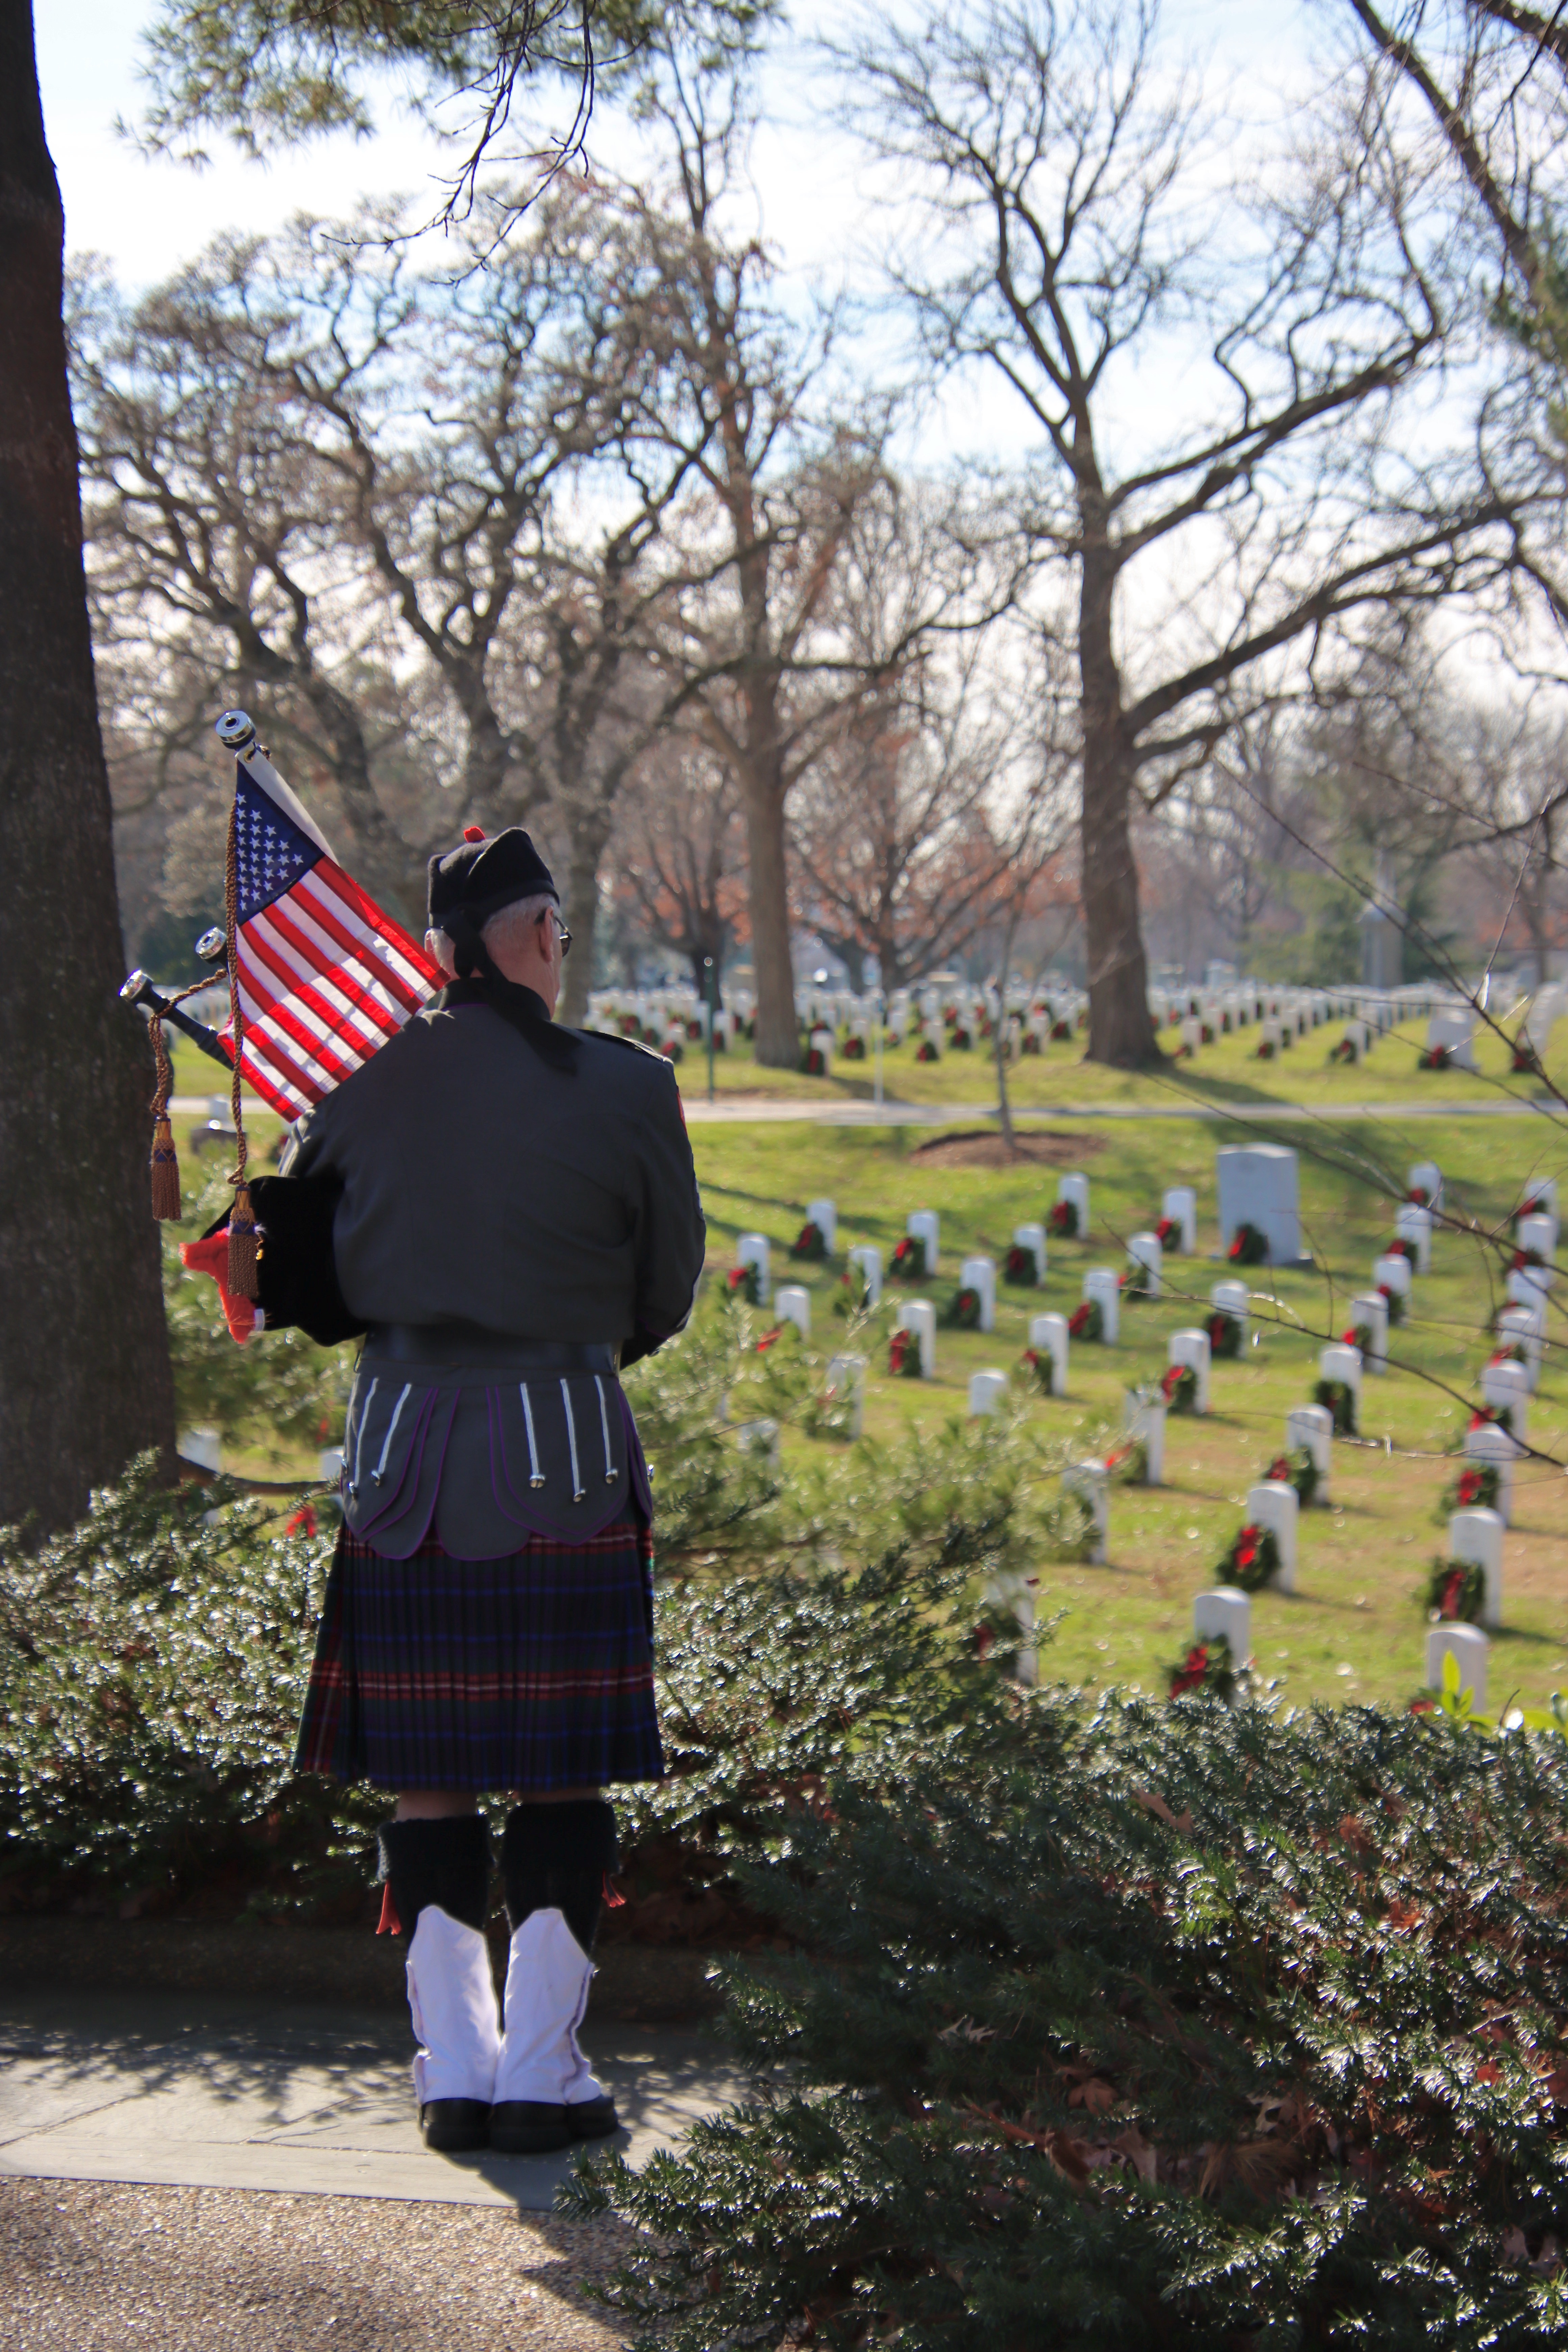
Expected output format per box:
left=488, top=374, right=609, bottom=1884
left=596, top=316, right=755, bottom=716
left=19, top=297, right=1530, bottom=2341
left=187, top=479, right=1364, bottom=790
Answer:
left=0, top=1985, right=743, bottom=2209
left=0, top=1985, right=751, bottom=2345
left=169, top=1095, right=1568, bottom=1126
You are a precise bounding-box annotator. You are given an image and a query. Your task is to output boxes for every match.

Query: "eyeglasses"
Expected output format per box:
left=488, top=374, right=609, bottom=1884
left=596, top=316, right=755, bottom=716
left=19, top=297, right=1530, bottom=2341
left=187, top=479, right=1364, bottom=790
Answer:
left=539, top=908, right=571, bottom=957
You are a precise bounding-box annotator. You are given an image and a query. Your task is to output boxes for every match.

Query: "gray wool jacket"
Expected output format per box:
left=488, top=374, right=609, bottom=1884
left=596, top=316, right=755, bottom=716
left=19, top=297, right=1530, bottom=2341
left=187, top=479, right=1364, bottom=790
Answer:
left=280, top=989, right=705, bottom=1557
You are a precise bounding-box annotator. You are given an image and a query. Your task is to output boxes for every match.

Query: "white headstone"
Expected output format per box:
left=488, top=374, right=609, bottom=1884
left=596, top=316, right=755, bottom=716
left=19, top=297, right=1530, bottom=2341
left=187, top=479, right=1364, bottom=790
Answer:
left=1063, top=1459, right=1108, bottom=1564
left=1029, top=1312, right=1069, bottom=1396
left=1127, top=1392, right=1166, bottom=1484
left=896, top=1298, right=936, bottom=1378
left=1426, top=1621, right=1487, bottom=1708
left=1161, top=1187, right=1197, bottom=1253
left=1516, top=1212, right=1558, bottom=1278
left=1209, top=1280, right=1251, bottom=1347
left=806, top=1198, right=838, bottom=1250
left=1496, top=1305, right=1543, bottom=1390
left=1464, top=1420, right=1516, bottom=1526
left=1373, top=1252, right=1412, bottom=1304
left=1508, top=1264, right=1553, bottom=1312
left=319, top=1445, right=344, bottom=1486
left=1012, top=1223, right=1047, bottom=1284
left=960, top=1255, right=997, bottom=1333
left=1425, top=1009, right=1476, bottom=1069
left=736, top=1418, right=781, bottom=1461
left=1480, top=1358, right=1530, bottom=1446
left=984, top=1570, right=1037, bottom=1687
left=969, top=1368, right=1009, bottom=1416
left=1407, top=1161, right=1443, bottom=1210
left=825, top=1353, right=865, bottom=1439
left=1350, top=1291, right=1389, bottom=1373
left=1194, top=1586, right=1251, bottom=1662
left=775, top=1284, right=811, bottom=1339
left=1127, top=1232, right=1163, bottom=1297
left=1083, top=1267, right=1121, bottom=1343
left=1394, top=1204, right=1433, bottom=1273
left=1217, top=1144, right=1302, bottom=1265
left=1057, top=1172, right=1091, bottom=1232
left=1168, top=1328, right=1211, bottom=1412
left=1450, top=1507, right=1505, bottom=1630
left=1246, top=1480, right=1298, bottom=1593
left=1319, top=1342, right=1363, bottom=1412
left=907, top=1210, right=940, bottom=1274
left=180, top=1427, right=222, bottom=1473
left=847, top=1244, right=883, bottom=1308
left=1517, top=1176, right=1559, bottom=1218
left=737, top=1232, right=772, bottom=1305
left=1285, top=1404, right=1332, bottom=1503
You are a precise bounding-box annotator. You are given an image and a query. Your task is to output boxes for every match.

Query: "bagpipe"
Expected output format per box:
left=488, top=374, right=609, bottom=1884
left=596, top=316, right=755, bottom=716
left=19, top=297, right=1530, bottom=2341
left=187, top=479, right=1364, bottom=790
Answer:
left=123, top=710, right=440, bottom=1348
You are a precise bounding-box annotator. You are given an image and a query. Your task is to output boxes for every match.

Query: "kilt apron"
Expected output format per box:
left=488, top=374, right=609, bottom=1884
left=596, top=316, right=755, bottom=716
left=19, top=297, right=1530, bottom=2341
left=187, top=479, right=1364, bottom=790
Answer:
left=295, top=1333, right=664, bottom=1790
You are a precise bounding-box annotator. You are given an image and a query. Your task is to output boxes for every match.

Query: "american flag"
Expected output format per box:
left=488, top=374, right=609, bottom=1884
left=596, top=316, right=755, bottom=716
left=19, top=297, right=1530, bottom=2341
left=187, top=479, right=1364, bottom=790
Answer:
left=221, top=736, right=440, bottom=1121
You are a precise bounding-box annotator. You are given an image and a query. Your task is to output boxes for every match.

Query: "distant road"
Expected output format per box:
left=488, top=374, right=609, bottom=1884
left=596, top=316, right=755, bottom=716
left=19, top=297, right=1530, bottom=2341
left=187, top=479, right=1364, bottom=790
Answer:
left=169, top=1094, right=1566, bottom=1126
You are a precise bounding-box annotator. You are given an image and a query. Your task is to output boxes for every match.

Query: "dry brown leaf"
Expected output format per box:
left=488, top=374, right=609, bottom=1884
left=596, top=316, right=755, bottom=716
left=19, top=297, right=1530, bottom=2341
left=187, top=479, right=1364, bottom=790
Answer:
left=1502, top=2229, right=1530, bottom=2261
left=1112, top=2124, right=1159, bottom=2183
left=959, top=2102, right=1091, bottom=2183
left=1133, top=1787, right=1194, bottom=1833
left=1069, top=2078, right=1117, bottom=2114
left=1338, top=1815, right=1374, bottom=1857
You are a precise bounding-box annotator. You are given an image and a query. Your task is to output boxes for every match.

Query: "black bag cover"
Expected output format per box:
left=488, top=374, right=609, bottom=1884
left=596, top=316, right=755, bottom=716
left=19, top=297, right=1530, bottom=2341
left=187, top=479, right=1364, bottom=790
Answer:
left=201, top=1172, right=365, bottom=1347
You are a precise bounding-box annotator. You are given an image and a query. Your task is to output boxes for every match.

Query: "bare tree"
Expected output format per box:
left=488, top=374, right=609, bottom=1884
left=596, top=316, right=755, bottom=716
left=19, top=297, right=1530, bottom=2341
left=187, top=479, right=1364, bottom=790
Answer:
left=787, top=485, right=1034, bottom=989
left=71, top=232, right=437, bottom=920
left=835, top=0, right=1515, bottom=1064
left=610, top=734, right=746, bottom=995
left=73, top=194, right=704, bottom=965
left=604, top=44, right=1011, bottom=1064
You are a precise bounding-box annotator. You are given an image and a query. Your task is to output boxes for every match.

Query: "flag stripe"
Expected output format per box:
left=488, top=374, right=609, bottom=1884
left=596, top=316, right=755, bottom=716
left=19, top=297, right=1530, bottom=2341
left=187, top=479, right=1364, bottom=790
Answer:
left=245, top=906, right=399, bottom=1059
left=303, top=861, right=433, bottom=1013
left=258, top=896, right=408, bottom=1047
left=236, top=951, right=363, bottom=1095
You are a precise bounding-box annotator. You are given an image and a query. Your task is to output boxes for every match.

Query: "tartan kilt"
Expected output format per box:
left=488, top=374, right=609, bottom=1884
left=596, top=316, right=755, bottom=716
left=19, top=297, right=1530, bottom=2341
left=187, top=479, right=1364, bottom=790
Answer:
left=293, top=1513, right=664, bottom=1792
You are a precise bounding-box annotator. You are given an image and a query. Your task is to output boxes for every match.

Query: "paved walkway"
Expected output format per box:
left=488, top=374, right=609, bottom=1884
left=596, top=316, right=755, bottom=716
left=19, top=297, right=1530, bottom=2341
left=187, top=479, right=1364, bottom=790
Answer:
left=0, top=1987, right=749, bottom=2211
left=171, top=1093, right=1566, bottom=1125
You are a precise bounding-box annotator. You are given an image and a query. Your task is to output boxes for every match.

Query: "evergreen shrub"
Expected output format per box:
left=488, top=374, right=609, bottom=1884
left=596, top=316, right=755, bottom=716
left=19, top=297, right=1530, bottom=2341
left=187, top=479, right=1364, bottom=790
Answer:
left=571, top=1692, right=1568, bottom=2346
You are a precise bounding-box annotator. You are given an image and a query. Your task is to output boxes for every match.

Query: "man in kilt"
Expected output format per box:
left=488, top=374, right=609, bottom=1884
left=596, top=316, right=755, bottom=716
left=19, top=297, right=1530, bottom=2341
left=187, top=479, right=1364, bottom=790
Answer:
left=283, top=825, right=705, bottom=2154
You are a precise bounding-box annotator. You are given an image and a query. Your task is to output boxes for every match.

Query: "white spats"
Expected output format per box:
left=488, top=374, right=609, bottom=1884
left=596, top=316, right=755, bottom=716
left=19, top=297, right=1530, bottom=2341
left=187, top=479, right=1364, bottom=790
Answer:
left=495, top=1908, right=605, bottom=2109
left=405, top=1907, right=501, bottom=2107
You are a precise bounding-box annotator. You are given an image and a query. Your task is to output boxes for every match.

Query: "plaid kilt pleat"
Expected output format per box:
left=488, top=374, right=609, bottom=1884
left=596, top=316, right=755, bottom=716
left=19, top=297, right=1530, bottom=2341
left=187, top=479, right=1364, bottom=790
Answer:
left=293, top=1514, right=663, bottom=1791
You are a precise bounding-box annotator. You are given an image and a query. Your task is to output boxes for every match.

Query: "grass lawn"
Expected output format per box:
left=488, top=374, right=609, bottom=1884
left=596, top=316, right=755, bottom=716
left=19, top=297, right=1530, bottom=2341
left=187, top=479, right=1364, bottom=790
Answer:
left=156, top=1020, right=1566, bottom=1718
left=687, top=1116, right=1567, bottom=1721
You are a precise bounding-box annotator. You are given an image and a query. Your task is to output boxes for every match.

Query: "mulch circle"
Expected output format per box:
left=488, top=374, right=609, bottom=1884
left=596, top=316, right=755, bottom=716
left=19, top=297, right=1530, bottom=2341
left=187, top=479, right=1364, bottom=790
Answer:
left=910, top=1129, right=1109, bottom=1170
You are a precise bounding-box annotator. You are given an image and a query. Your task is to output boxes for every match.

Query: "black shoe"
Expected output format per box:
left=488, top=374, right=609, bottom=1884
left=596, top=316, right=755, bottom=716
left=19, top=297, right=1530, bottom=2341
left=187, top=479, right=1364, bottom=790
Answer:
left=490, top=2095, right=620, bottom=2154
left=420, top=2098, right=492, bottom=2152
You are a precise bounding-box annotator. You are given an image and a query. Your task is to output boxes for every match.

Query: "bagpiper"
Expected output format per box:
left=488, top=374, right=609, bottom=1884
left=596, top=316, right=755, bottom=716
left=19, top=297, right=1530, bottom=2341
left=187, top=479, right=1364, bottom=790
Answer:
left=201, top=822, right=704, bottom=2153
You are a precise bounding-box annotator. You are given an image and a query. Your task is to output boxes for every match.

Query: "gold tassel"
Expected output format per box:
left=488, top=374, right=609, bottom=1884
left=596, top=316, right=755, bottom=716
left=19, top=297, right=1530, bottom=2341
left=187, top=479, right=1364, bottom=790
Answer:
left=228, top=1182, right=260, bottom=1300
left=150, top=1116, right=182, bottom=1220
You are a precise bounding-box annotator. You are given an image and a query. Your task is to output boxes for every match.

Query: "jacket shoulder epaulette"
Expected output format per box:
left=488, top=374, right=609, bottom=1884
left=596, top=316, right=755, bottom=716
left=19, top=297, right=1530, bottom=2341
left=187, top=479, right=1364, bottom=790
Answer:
left=576, top=1028, right=675, bottom=1067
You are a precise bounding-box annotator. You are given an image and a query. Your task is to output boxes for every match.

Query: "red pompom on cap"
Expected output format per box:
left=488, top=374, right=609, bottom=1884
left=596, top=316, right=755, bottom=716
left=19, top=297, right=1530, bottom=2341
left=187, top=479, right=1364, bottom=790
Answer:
left=462, top=824, right=486, bottom=841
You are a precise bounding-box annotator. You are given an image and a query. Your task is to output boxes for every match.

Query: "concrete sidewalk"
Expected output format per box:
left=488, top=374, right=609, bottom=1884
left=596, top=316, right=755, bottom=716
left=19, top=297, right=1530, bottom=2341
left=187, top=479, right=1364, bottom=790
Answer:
left=0, top=1987, right=751, bottom=2210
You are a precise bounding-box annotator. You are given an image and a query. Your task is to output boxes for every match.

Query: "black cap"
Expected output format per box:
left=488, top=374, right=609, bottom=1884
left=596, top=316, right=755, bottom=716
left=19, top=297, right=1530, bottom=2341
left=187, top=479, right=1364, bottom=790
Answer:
left=427, top=826, right=558, bottom=932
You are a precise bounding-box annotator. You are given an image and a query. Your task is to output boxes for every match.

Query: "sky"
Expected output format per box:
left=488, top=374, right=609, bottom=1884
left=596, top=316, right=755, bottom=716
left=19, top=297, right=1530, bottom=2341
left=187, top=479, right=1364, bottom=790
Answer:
left=39, top=0, right=1315, bottom=280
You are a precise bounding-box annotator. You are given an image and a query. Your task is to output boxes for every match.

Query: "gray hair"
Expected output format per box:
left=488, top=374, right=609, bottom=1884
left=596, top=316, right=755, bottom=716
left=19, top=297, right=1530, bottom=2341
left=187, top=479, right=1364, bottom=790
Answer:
left=427, top=891, right=559, bottom=976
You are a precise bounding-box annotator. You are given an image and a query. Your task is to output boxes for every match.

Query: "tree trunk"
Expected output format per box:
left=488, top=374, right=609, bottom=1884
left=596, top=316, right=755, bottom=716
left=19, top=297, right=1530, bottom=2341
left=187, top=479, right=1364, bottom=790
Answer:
left=1078, top=550, right=1160, bottom=1067
left=740, top=766, right=797, bottom=1066
left=556, top=797, right=613, bottom=1026
left=0, top=0, right=175, bottom=1530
